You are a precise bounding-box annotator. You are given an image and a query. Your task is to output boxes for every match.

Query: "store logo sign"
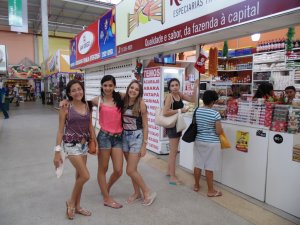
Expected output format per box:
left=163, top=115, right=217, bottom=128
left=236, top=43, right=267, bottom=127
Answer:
left=170, top=0, right=183, bottom=6
left=273, top=134, right=283, bottom=144
left=78, top=31, right=94, bottom=55
left=256, top=130, right=266, bottom=137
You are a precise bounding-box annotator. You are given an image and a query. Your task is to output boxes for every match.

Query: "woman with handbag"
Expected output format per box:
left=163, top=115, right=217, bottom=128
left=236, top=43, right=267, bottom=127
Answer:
left=122, top=80, right=156, bottom=206
left=193, top=90, right=223, bottom=196
left=163, top=78, right=198, bottom=185
left=53, top=80, right=97, bottom=220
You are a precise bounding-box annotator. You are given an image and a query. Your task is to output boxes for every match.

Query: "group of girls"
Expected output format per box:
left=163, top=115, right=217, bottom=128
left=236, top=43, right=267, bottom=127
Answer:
left=53, top=75, right=156, bottom=220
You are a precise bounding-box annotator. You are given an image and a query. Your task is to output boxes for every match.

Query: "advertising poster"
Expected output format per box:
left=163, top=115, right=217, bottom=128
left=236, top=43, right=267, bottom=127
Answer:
left=70, top=39, right=77, bottom=69
left=236, top=130, right=249, bottom=152
left=99, top=9, right=116, bottom=60
left=143, top=67, right=161, bottom=153
left=292, top=145, right=300, bottom=163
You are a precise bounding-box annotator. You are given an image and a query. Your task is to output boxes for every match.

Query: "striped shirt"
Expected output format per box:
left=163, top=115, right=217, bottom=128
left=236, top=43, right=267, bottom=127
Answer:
left=195, top=107, right=221, bottom=143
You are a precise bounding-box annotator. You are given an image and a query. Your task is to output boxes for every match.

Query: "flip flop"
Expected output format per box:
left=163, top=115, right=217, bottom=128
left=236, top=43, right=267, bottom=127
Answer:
left=125, top=195, right=142, bottom=204
left=75, top=208, right=92, bottom=216
left=169, top=180, right=183, bottom=186
left=66, top=201, right=75, bottom=220
left=193, top=185, right=200, bottom=192
left=207, top=190, right=222, bottom=197
left=142, top=192, right=157, bottom=206
left=103, top=201, right=123, bottom=209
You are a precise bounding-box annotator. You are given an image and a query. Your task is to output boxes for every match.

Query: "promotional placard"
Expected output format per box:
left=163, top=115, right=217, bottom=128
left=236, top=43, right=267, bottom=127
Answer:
left=143, top=67, right=161, bottom=153
left=99, top=9, right=116, bottom=60
left=0, top=45, right=8, bottom=74
left=236, top=130, right=249, bottom=152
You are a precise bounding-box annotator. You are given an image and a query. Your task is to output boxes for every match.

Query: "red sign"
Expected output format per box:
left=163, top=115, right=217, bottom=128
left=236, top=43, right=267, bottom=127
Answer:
left=117, top=0, right=300, bottom=55
left=70, top=21, right=101, bottom=69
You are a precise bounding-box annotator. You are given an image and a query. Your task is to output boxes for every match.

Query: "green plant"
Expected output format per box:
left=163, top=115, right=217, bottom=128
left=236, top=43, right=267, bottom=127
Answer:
left=222, top=41, right=228, bottom=57
left=286, top=27, right=295, bottom=52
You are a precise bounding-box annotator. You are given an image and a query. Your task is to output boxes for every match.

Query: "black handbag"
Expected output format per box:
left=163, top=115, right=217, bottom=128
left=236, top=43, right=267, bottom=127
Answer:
left=182, top=108, right=198, bottom=143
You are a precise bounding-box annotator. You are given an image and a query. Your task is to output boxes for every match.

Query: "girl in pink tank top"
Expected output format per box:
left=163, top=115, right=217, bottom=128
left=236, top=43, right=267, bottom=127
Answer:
left=90, top=75, right=125, bottom=209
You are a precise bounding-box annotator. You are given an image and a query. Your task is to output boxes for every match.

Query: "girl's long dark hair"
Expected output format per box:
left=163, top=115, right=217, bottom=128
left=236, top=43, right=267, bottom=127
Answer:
left=101, top=75, right=123, bottom=111
left=123, top=80, right=143, bottom=116
left=254, top=82, right=274, bottom=99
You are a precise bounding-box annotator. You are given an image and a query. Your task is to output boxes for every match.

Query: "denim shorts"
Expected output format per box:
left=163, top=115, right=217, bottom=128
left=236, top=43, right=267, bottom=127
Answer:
left=122, top=129, right=143, bottom=154
left=166, top=126, right=182, bottom=138
left=97, top=130, right=123, bottom=150
left=63, top=142, right=88, bottom=156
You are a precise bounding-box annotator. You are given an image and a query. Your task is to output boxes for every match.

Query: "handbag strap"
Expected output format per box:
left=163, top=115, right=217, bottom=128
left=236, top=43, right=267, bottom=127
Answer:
left=192, top=107, right=198, bottom=124
left=94, top=96, right=101, bottom=129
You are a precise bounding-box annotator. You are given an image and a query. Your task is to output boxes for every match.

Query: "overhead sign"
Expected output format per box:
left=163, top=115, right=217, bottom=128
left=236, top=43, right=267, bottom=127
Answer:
left=99, top=9, right=116, bottom=60
left=8, top=0, right=23, bottom=27
left=11, top=0, right=28, bottom=33
left=0, top=45, right=8, bottom=74
left=116, top=0, right=300, bottom=55
left=70, top=21, right=101, bottom=69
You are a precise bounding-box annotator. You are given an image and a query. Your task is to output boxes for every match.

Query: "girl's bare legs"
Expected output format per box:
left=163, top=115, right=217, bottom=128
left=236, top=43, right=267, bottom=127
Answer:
left=67, top=155, right=90, bottom=218
left=74, top=156, right=87, bottom=210
left=124, top=153, right=141, bottom=201
left=126, top=153, right=151, bottom=200
left=97, top=149, right=112, bottom=202
left=107, top=148, right=123, bottom=193
left=168, top=137, right=180, bottom=182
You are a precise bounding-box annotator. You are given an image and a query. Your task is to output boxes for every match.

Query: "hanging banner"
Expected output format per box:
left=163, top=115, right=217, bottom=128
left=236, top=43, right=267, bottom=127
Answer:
left=116, top=0, right=300, bottom=55
left=11, top=0, right=28, bottom=33
left=70, top=21, right=101, bottom=69
left=8, top=0, right=23, bottom=27
left=99, top=9, right=116, bottom=60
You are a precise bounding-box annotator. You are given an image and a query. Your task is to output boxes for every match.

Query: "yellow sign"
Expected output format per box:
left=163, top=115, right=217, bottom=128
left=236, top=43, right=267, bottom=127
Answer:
left=236, top=131, right=249, bottom=152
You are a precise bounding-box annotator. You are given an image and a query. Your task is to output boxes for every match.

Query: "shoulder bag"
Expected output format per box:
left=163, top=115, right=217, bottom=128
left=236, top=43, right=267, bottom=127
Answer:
left=155, top=98, right=178, bottom=128
left=182, top=108, right=198, bottom=143
left=176, top=109, right=187, bottom=132
left=88, top=97, right=101, bottom=155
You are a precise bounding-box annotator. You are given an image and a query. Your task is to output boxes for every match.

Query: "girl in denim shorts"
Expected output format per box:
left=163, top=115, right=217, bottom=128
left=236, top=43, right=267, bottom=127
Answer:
left=90, top=75, right=125, bottom=209
left=53, top=80, right=97, bottom=219
left=122, top=80, right=156, bottom=206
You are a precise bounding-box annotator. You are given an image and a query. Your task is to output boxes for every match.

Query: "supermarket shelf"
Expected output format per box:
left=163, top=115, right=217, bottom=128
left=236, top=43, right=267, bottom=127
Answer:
left=253, top=80, right=270, bottom=82
left=231, top=83, right=252, bottom=85
left=253, top=60, right=285, bottom=64
left=218, top=69, right=252, bottom=72
left=287, top=58, right=300, bottom=61
left=254, top=49, right=285, bottom=55
left=218, top=54, right=252, bottom=59
left=253, top=69, right=292, bottom=72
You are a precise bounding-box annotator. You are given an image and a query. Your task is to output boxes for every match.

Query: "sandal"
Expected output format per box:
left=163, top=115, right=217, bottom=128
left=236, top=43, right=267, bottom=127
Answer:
left=193, top=185, right=200, bottom=192
left=125, top=194, right=142, bottom=204
left=207, top=190, right=222, bottom=197
left=75, top=208, right=92, bottom=216
left=66, top=201, right=75, bottom=220
left=103, top=201, right=123, bottom=209
left=142, top=192, right=157, bottom=206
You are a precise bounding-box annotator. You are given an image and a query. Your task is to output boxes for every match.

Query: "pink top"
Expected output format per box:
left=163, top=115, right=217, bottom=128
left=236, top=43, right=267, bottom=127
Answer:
left=99, top=104, right=123, bottom=134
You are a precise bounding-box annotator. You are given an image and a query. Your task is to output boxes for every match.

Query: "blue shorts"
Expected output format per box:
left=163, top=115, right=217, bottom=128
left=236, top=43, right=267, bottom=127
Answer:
left=63, top=142, right=88, bottom=156
left=97, top=130, right=123, bottom=150
left=122, top=130, right=143, bottom=154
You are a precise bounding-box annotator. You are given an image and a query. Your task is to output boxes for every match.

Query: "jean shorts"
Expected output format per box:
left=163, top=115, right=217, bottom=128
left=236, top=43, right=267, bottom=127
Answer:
left=97, top=130, right=123, bottom=150
left=166, top=126, right=182, bottom=138
left=122, top=129, right=143, bottom=154
left=63, top=142, right=88, bottom=156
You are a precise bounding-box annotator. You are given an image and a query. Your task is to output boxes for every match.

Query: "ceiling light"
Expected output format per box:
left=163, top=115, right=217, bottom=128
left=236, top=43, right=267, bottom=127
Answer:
left=251, top=33, right=261, bottom=42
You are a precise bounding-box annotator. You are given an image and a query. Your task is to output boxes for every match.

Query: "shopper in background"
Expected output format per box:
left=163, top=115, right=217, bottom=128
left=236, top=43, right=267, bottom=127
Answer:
left=122, top=80, right=156, bottom=206
left=53, top=80, right=96, bottom=220
left=193, top=90, right=223, bottom=196
left=30, top=85, right=35, bottom=101
left=253, top=82, right=275, bottom=101
left=13, top=85, right=20, bottom=106
left=285, top=86, right=296, bottom=104
left=0, top=84, right=9, bottom=119
left=25, top=86, right=30, bottom=101
left=90, top=75, right=125, bottom=209
left=163, top=78, right=198, bottom=185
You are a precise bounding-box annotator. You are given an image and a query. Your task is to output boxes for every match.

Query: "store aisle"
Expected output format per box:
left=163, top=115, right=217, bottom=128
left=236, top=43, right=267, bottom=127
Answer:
left=0, top=102, right=296, bottom=225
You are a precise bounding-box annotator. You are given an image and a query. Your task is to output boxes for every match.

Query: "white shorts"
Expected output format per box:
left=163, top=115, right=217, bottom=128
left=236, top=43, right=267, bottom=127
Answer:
left=193, top=141, right=221, bottom=171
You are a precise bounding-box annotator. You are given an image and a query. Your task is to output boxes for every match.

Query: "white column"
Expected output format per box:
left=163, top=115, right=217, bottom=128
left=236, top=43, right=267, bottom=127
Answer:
left=41, top=0, right=49, bottom=61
